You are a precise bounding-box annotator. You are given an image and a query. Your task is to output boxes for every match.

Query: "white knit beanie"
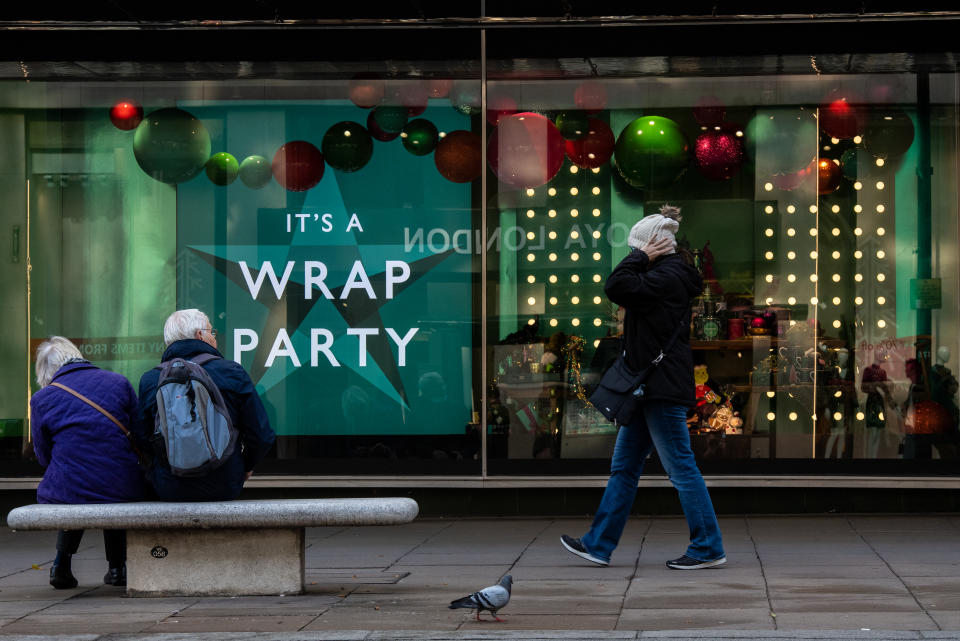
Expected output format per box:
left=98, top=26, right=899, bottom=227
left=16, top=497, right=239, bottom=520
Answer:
left=627, top=204, right=682, bottom=251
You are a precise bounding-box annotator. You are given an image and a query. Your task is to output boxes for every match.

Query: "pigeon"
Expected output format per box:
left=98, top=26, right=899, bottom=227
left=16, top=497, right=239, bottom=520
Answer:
left=448, top=574, right=512, bottom=622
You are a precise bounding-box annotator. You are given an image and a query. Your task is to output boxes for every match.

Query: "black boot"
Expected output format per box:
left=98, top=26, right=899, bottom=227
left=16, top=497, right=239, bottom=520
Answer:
left=103, top=565, right=126, bottom=587
left=49, top=558, right=78, bottom=590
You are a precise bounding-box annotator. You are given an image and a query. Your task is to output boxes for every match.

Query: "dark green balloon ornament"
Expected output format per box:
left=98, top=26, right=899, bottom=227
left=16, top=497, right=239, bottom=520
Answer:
left=205, top=152, right=239, bottom=186
left=322, top=121, right=374, bottom=172
left=555, top=111, right=590, bottom=140
left=401, top=119, right=439, bottom=156
left=614, top=115, right=690, bottom=190
left=371, top=106, right=408, bottom=134
left=133, top=107, right=211, bottom=184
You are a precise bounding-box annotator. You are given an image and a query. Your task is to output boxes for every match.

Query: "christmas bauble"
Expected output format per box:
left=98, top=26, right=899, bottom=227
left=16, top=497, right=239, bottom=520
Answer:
left=488, top=112, right=565, bottom=188
left=614, top=115, right=690, bottom=190
left=401, top=118, right=439, bottom=156
left=565, top=118, right=614, bottom=169
left=371, top=105, right=408, bottom=134
left=426, top=78, right=453, bottom=98
left=574, top=80, right=607, bottom=114
left=908, top=400, right=951, bottom=434
left=205, top=152, right=239, bottom=186
left=367, top=110, right=400, bottom=142
left=817, top=158, right=842, bottom=195
left=322, top=121, right=374, bottom=172
left=486, top=94, right=518, bottom=126
left=272, top=140, right=325, bottom=191
left=864, top=109, right=915, bottom=158
left=133, top=107, right=211, bottom=184
left=348, top=74, right=384, bottom=109
left=449, top=81, right=481, bottom=116
left=109, top=100, right=143, bottom=130
left=694, top=129, right=744, bottom=180
left=820, top=95, right=863, bottom=140
left=435, top=130, right=481, bottom=183
left=693, top=95, right=725, bottom=127
left=746, top=108, right=817, bottom=174
left=238, top=155, right=272, bottom=189
left=840, top=147, right=860, bottom=180
left=555, top=111, right=590, bottom=140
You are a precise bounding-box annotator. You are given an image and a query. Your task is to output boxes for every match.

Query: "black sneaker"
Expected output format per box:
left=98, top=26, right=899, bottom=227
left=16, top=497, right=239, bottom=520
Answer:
left=666, top=554, right=727, bottom=570
left=103, top=565, right=126, bottom=587
left=49, top=563, right=78, bottom=589
left=560, top=535, right=609, bottom=567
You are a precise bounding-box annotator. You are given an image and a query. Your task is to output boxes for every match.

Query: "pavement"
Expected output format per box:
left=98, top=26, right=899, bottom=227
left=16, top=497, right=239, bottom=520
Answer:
left=0, top=513, right=958, bottom=640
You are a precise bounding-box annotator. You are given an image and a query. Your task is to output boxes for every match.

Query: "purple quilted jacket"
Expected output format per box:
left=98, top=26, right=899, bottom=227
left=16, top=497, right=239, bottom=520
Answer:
left=30, top=361, right=145, bottom=504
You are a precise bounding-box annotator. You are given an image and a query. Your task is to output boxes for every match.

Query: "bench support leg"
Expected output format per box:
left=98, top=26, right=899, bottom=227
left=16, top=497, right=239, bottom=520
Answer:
left=126, top=527, right=305, bottom=596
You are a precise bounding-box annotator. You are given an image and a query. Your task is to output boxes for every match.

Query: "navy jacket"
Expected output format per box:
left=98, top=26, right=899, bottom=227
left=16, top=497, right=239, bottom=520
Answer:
left=133, top=339, right=276, bottom=501
left=30, top=361, right=146, bottom=504
left=604, top=250, right=702, bottom=407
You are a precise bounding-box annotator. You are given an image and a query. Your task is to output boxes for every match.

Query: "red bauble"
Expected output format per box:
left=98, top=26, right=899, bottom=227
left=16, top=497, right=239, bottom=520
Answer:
left=693, top=95, right=726, bottom=127
left=817, top=158, right=842, bottom=195
left=486, top=94, right=518, bottom=126
left=564, top=118, right=614, bottom=169
left=110, top=100, right=143, bottom=130
left=908, top=400, right=951, bottom=434
left=694, top=129, right=744, bottom=180
left=574, top=80, right=607, bottom=114
left=435, top=130, right=482, bottom=183
left=367, top=110, right=400, bottom=142
left=820, top=95, right=863, bottom=140
left=426, top=78, right=453, bottom=98
left=272, top=140, right=325, bottom=192
left=348, top=74, right=384, bottom=109
left=488, top=112, right=565, bottom=189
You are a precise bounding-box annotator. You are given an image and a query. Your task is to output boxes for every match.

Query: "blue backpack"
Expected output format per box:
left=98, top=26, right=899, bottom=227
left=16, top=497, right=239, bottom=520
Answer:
left=153, top=354, right=237, bottom=477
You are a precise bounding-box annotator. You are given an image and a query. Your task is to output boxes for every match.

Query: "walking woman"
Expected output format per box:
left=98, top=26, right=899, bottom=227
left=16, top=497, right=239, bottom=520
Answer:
left=30, top=337, right=145, bottom=588
left=561, top=205, right=725, bottom=569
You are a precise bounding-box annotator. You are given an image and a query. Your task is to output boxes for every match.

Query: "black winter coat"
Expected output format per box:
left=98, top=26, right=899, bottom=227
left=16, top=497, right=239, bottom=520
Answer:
left=604, top=250, right=702, bottom=407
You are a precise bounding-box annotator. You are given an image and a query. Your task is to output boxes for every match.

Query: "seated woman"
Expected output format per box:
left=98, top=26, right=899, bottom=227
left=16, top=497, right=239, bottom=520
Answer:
left=30, top=336, right=145, bottom=589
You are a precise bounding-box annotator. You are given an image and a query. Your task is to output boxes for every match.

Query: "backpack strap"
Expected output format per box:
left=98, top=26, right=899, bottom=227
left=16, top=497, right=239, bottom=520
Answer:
left=189, top=353, right=221, bottom=367
left=49, top=382, right=147, bottom=466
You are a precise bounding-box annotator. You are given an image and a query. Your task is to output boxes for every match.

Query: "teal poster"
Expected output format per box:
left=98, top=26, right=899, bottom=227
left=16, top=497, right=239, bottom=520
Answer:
left=176, top=103, right=474, bottom=437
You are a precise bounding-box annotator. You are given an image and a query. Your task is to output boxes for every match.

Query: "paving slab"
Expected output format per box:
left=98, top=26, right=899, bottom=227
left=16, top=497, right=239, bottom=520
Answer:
left=176, top=594, right=340, bottom=616
left=0, top=612, right=164, bottom=634
left=926, top=610, right=960, bottom=629
left=769, top=612, right=939, bottom=630
left=617, top=607, right=775, bottom=630
left=143, top=614, right=319, bottom=633
left=301, top=605, right=463, bottom=630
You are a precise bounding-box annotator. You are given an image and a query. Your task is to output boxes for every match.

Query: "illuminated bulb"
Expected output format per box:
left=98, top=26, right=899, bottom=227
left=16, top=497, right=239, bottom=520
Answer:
left=787, top=251, right=796, bottom=260
left=854, top=135, right=862, bottom=144
left=764, top=274, right=774, bottom=283
left=854, top=227, right=863, bottom=236
left=854, top=250, right=863, bottom=259
left=765, top=297, right=773, bottom=305
left=878, top=319, right=887, bottom=328
left=810, top=273, right=818, bottom=282
left=571, top=318, right=580, bottom=327
left=810, top=296, right=819, bottom=304
left=787, top=228, right=796, bottom=237
left=549, top=297, right=558, bottom=305
left=571, top=296, right=580, bottom=304
left=594, top=339, right=600, bottom=348
left=593, top=318, right=602, bottom=326
left=526, top=231, right=536, bottom=240
left=789, top=412, right=798, bottom=421
left=787, top=205, right=796, bottom=214
left=593, top=296, right=602, bottom=304
left=854, top=181, right=862, bottom=190
left=548, top=187, right=557, bottom=196
left=788, top=296, right=797, bottom=304
left=764, top=182, right=774, bottom=191
left=855, top=273, right=863, bottom=282
left=876, top=181, right=885, bottom=190
left=877, top=296, right=886, bottom=305
left=571, top=274, right=580, bottom=283
left=876, top=204, right=885, bottom=213
left=833, top=320, right=841, bottom=329
left=831, top=137, right=840, bottom=144
left=549, top=274, right=558, bottom=283
left=526, top=188, right=535, bottom=197
left=592, top=274, right=602, bottom=282
left=765, top=228, right=774, bottom=237
left=548, top=209, right=557, bottom=218
left=527, top=296, right=536, bottom=305
left=550, top=318, right=558, bottom=327
left=765, top=251, right=774, bottom=260
left=877, top=227, right=886, bottom=236
left=570, top=230, right=580, bottom=239
left=766, top=391, right=776, bottom=398
left=855, top=296, right=863, bottom=305
left=879, top=412, right=885, bottom=421
left=832, top=273, right=840, bottom=282
left=548, top=252, right=557, bottom=261
left=856, top=411, right=865, bottom=420
left=592, top=208, right=601, bottom=217
left=570, top=187, right=579, bottom=196
left=854, top=204, right=862, bottom=213
left=527, top=275, right=536, bottom=284
left=592, top=252, right=602, bottom=261
left=833, top=412, right=843, bottom=421
left=591, top=167, right=600, bottom=174
left=527, top=318, right=535, bottom=325
left=876, top=250, right=885, bottom=259
left=569, top=165, right=579, bottom=174
left=592, top=230, right=601, bottom=239
left=526, top=209, right=535, bottom=218
left=833, top=296, right=841, bottom=305
left=765, top=205, right=774, bottom=214
left=809, top=205, right=818, bottom=214
left=570, top=209, right=579, bottom=217
left=591, top=186, right=600, bottom=195
left=876, top=157, right=884, bottom=167
left=571, top=252, right=580, bottom=261
left=831, top=204, right=840, bottom=213
left=831, top=227, right=840, bottom=236
left=810, top=250, right=818, bottom=259
left=526, top=253, right=536, bottom=262
left=548, top=230, right=557, bottom=239
left=766, top=412, right=776, bottom=421
left=809, top=228, right=818, bottom=236
left=787, top=274, right=797, bottom=283
left=834, top=390, right=843, bottom=398
left=832, top=250, right=840, bottom=259
left=876, top=273, right=886, bottom=282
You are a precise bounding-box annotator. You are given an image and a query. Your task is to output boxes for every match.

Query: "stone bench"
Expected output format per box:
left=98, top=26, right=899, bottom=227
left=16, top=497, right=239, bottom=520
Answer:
left=6, top=497, right=419, bottom=597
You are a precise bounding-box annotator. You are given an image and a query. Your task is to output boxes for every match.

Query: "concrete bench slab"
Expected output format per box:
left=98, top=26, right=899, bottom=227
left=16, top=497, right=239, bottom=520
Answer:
left=7, top=498, right=418, bottom=597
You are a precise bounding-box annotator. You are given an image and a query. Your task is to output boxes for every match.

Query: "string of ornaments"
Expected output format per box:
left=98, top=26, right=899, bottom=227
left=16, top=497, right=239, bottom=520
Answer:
left=111, top=80, right=915, bottom=192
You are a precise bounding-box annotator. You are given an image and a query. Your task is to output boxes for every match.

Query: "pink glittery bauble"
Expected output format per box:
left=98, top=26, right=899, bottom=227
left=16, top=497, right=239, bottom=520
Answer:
left=694, top=130, right=744, bottom=180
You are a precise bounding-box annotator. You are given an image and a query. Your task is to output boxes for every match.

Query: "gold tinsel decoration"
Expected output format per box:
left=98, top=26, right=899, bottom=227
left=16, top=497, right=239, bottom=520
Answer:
left=562, top=335, right=592, bottom=404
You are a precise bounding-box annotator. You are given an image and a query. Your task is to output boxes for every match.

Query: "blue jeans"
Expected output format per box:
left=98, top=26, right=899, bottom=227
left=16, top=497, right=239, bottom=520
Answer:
left=581, top=401, right=724, bottom=563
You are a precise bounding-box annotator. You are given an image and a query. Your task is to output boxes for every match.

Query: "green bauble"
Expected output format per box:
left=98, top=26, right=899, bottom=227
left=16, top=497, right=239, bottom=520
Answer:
left=401, top=119, right=439, bottom=156
left=745, top=108, right=817, bottom=174
left=371, top=105, right=408, bottom=134
left=322, top=121, right=373, bottom=172
left=133, top=107, right=211, bottom=184
left=205, top=152, right=239, bottom=186
left=613, top=115, right=690, bottom=190
left=840, top=148, right=859, bottom=181
left=555, top=111, right=590, bottom=140
left=238, top=155, right=272, bottom=189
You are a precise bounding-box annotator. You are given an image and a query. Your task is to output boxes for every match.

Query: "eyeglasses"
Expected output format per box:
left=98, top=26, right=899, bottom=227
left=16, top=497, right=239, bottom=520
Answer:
left=204, top=328, right=218, bottom=339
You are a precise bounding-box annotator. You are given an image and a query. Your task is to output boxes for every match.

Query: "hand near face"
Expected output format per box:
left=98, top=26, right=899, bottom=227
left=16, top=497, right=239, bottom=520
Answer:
left=640, top=236, right=674, bottom=260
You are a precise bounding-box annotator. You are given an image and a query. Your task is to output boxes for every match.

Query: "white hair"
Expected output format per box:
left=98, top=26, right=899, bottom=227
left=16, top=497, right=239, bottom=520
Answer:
left=163, top=309, right=210, bottom=346
left=35, top=336, right=83, bottom=388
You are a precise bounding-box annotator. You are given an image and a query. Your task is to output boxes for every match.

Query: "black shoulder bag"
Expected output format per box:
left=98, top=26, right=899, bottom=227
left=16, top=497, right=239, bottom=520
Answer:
left=588, top=314, right=688, bottom=425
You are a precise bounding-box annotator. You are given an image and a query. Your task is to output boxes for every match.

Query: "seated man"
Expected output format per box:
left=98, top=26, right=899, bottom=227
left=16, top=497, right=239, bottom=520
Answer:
left=134, top=309, right=276, bottom=501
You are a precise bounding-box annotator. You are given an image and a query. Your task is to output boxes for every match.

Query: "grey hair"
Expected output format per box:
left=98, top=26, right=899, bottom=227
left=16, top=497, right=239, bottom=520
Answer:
left=658, top=204, right=682, bottom=221
left=35, top=336, right=83, bottom=388
left=163, top=309, right=210, bottom=346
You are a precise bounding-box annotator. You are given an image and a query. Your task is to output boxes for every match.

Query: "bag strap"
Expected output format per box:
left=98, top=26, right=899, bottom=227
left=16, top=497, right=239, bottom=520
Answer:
left=49, top=382, right=147, bottom=465
left=648, top=313, right=690, bottom=367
